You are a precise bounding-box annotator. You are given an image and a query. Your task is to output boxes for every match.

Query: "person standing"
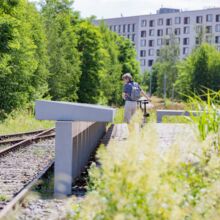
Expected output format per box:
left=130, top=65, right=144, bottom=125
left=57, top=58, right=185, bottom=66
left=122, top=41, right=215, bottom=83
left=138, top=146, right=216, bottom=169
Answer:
left=122, top=73, right=150, bottom=123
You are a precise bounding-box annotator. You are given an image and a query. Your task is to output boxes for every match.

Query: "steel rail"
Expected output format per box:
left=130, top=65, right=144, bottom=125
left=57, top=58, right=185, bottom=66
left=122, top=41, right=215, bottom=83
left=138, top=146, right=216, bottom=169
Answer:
left=0, top=128, right=55, bottom=157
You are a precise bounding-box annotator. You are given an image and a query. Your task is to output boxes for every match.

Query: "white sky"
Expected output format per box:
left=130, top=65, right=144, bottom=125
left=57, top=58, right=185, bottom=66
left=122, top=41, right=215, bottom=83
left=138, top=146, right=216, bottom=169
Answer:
left=73, top=0, right=220, bottom=19
left=29, top=0, right=220, bottom=19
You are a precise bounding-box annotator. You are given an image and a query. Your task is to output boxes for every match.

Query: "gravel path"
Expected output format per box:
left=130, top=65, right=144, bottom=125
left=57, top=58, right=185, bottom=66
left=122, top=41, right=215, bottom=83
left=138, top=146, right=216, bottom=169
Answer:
left=155, top=123, right=198, bottom=161
left=15, top=198, right=70, bottom=220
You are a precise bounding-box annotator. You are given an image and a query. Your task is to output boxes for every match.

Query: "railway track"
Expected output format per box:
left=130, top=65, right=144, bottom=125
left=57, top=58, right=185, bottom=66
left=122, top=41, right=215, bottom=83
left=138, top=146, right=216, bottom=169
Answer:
left=0, top=129, right=54, bottom=147
left=0, top=129, right=55, bottom=219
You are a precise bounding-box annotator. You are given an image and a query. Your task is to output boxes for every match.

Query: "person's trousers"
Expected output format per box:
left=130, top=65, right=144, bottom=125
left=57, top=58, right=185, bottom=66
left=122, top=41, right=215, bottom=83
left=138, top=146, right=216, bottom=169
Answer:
left=124, top=101, right=137, bottom=123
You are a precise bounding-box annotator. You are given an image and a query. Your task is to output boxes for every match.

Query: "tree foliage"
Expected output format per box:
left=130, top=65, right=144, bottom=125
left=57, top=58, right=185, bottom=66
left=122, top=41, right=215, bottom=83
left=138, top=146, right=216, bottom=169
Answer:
left=76, top=21, right=105, bottom=104
left=0, top=0, right=48, bottom=118
left=152, top=34, right=180, bottom=97
left=175, top=44, right=220, bottom=99
left=42, top=0, right=81, bottom=101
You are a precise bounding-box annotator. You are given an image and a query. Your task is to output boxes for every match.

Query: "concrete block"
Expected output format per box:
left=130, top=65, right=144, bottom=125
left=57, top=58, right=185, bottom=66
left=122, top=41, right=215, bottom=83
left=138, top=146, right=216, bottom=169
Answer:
left=156, top=110, right=199, bottom=123
left=35, top=100, right=115, bottom=122
left=54, top=121, right=106, bottom=197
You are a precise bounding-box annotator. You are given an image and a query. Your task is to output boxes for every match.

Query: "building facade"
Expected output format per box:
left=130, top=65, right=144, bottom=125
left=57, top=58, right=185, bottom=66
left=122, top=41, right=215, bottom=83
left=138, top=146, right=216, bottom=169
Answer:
left=94, top=8, right=220, bottom=73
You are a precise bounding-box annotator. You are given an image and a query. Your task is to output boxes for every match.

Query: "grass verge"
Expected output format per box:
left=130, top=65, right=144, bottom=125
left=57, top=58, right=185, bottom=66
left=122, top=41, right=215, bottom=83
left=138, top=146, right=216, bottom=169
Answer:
left=0, top=110, right=54, bottom=135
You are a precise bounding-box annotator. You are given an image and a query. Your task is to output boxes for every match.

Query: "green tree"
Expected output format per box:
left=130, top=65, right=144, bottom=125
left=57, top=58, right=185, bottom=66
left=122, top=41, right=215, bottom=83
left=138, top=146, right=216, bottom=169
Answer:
left=42, top=0, right=81, bottom=101
left=76, top=21, right=105, bottom=104
left=117, top=36, right=140, bottom=81
left=175, top=44, right=220, bottom=99
left=0, top=0, right=48, bottom=118
left=153, top=34, right=180, bottom=97
left=27, top=2, right=49, bottom=101
left=98, top=22, right=123, bottom=105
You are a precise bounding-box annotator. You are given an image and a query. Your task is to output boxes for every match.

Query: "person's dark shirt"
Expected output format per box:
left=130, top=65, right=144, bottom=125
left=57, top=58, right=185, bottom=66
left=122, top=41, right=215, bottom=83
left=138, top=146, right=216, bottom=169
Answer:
left=123, top=81, right=140, bottom=101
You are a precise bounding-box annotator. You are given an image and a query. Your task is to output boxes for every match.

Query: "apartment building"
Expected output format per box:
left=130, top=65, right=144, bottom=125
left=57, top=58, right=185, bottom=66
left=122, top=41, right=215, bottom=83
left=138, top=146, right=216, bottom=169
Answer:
left=94, top=8, right=220, bottom=73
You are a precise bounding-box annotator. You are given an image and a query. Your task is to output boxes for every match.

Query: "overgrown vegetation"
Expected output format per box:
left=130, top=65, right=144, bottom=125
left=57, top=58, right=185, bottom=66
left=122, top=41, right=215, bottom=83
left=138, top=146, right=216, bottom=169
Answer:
left=70, top=95, right=220, bottom=220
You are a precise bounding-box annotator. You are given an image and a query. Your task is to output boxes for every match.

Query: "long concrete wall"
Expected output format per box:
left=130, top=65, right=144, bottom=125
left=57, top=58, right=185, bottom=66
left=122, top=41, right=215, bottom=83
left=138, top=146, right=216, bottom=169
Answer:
left=54, top=121, right=106, bottom=197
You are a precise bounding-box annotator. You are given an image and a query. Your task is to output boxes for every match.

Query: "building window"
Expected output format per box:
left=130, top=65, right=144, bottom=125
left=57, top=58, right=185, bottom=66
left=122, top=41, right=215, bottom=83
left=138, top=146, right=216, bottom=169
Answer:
left=118, top=25, right=121, bottom=33
left=216, top=24, right=220, bottom=32
left=175, top=17, right=181, bottom=24
left=166, top=28, right=172, bottom=35
left=206, top=26, right=212, bottom=34
left=140, top=50, right=146, bottom=57
left=132, top=34, right=135, bottom=42
left=140, top=39, right=146, bottom=47
left=148, top=60, right=154, bottom=67
left=148, top=49, right=154, bottom=56
left=149, top=29, right=154, bottom=36
left=175, top=37, right=180, bottom=44
left=195, top=37, right=201, bottom=45
left=157, top=38, right=163, bottom=46
left=215, top=36, right=220, bottom=44
left=206, top=36, right=212, bottom=44
left=183, top=38, right=189, bottom=45
left=216, top=15, right=220, bottom=22
left=165, top=39, right=170, bottom=46
left=140, top=59, right=146, bottom=66
left=174, top=28, right=181, bottom=35
left=183, top=26, right=190, bottom=34
left=196, top=25, right=203, bottom=33
left=206, top=14, right=213, bottom=22
left=109, top=26, right=112, bottom=31
left=141, top=30, right=146, bottom=38
left=127, top=34, right=130, bottom=39
left=196, top=16, right=203, bottom=24
left=158, top=18, right=163, bottom=26
left=184, top=17, right=190, bottom=25
left=149, top=40, right=154, bottom=47
left=183, top=47, right=189, bottom=55
left=166, top=18, right=172, bottom=26
left=127, top=24, right=131, bottom=32
left=132, top=24, right=136, bottom=32
left=123, top=24, right=126, bottom=33
left=156, top=49, right=160, bottom=56
left=157, top=29, right=163, bottom=36
left=141, top=20, right=147, bottom=27
left=149, top=20, right=155, bottom=27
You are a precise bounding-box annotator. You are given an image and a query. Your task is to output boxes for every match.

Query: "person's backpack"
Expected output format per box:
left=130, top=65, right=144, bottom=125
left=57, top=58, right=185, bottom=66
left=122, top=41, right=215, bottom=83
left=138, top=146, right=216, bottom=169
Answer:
left=130, top=82, right=141, bottom=101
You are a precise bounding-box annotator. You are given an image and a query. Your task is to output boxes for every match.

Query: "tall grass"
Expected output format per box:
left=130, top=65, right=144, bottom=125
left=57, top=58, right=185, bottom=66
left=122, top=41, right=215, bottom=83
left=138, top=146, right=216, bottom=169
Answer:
left=113, top=108, right=124, bottom=124
left=70, top=113, right=220, bottom=219
left=0, top=109, right=54, bottom=134
left=188, top=90, right=220, bottom=141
